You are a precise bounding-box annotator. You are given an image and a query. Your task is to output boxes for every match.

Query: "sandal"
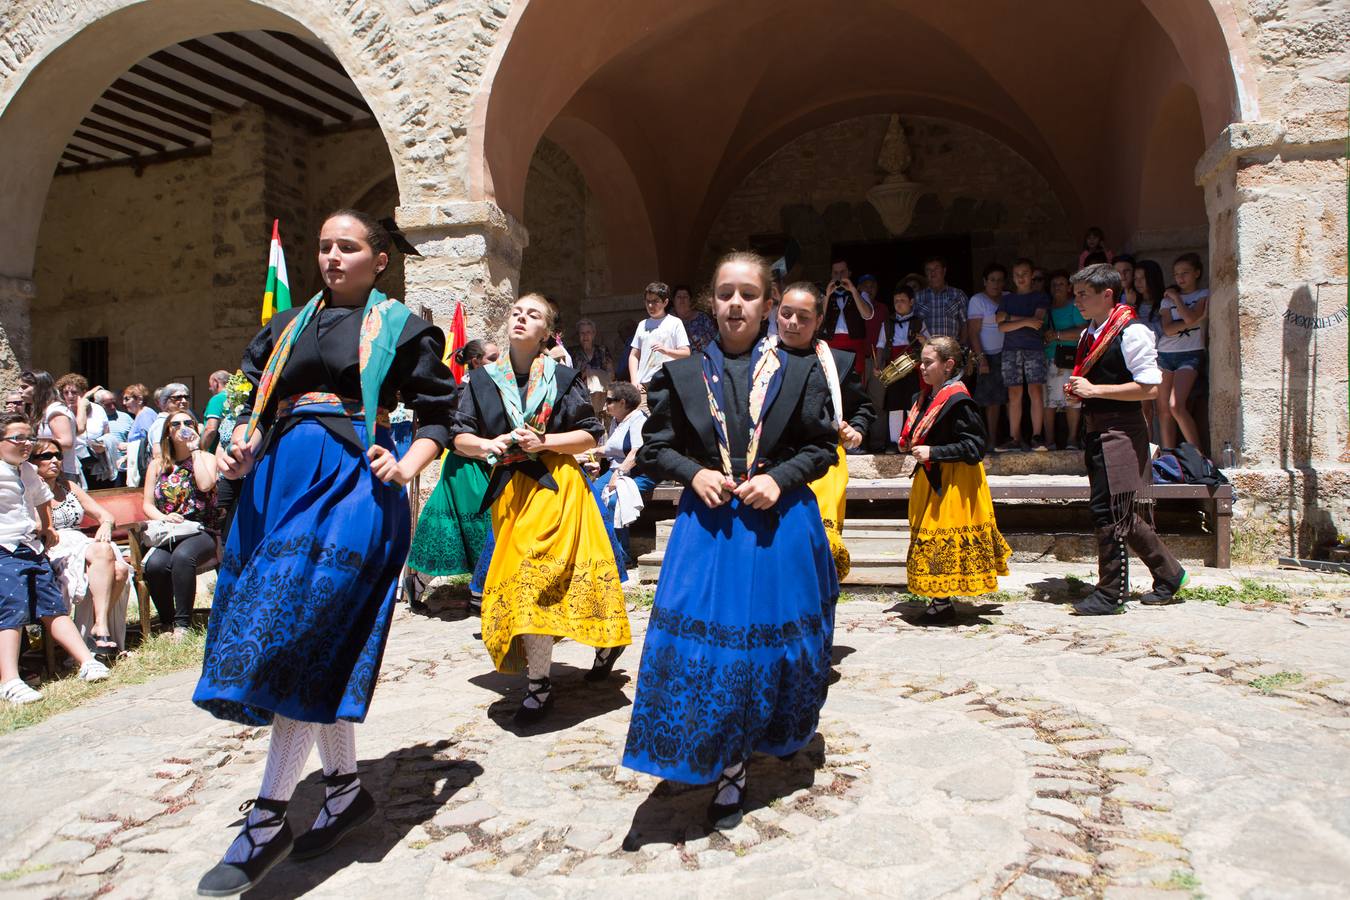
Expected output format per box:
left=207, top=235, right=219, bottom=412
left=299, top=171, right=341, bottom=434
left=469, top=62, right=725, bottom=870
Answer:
left=707, top=762, right=746, bottom=826
left=197, top=798, right=293, bottom=897
left=585, top=646, right=625, bottom=682
left=513, top=676, right=554, bottom=726
left=292, top=772, right=376, bottom=860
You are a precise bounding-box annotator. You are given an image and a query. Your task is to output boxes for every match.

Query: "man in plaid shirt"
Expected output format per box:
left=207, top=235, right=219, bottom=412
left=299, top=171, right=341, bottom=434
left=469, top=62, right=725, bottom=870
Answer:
left=914, top=257, right=968, bottom=342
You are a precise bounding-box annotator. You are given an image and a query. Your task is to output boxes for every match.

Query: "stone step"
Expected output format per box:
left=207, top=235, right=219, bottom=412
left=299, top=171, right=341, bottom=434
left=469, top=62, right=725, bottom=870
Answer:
left=846, top=449, right=1086, bottom=479
left=653, top=518, right=908, bottom=539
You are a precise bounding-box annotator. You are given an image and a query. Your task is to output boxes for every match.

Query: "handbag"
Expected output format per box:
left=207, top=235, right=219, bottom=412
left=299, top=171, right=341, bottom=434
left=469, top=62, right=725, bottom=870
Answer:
left=1053, top=344, right=1077, bottom=369
left=142, top=518, right=204, bottom=548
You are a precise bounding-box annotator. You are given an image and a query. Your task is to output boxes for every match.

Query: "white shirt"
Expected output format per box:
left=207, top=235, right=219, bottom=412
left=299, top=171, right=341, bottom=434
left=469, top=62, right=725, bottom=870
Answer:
left=630, top=315, right=690, bottom=384
left=602, top=410, right=647, bottom=465
left=967, top=293, right=1004, bottom=354
left=1085, top=319, right=1162, bottom=385
left=40, top=402, right=81, bottom=478
left=876, top=314, right=927, bottom=349
left=1158, top=289, right=1208, bottom=353
left=0, top=461, right=53, bottom=552
left=76, top=402, right=108, bottom=459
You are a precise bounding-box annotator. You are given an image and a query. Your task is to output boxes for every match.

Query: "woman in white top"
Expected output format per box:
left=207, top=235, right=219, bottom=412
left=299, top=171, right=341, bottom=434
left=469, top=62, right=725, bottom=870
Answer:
left=1156, top=253, right=1208, bottom=449
left=20, top=370, right=80, bottom=484
left=30, top=437, right=130, bottom=658
left=586, top=382, right=653, bottom=571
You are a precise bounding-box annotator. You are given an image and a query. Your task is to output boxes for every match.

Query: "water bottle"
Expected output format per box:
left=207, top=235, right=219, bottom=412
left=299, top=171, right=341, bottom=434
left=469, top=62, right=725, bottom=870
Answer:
left=1221, top=441, right=1237, bottom=469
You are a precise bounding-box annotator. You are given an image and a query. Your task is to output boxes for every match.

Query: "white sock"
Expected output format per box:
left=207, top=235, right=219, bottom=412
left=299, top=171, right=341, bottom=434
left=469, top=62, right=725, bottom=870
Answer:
left=222, top=716, right=317, bottom=864
left=314, top=721, right=360, bottom=828
left=889, top=410, right=904, bottom=445
left=714, top=761, right=746, bottom=805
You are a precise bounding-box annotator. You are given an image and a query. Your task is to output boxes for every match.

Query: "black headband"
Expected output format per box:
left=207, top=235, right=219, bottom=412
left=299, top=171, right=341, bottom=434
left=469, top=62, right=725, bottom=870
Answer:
left=378, top=218, right=422, bottom=257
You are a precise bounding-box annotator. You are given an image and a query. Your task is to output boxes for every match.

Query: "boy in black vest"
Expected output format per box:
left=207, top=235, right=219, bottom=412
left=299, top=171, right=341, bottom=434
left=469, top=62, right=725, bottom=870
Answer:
left=1066, top=264, right=1187, bottom=615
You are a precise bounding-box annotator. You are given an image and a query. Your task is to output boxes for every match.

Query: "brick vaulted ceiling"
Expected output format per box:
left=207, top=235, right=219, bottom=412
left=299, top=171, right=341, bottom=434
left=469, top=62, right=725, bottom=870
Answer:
left=58, top=30, right=372, bottom=173
left=478, top=0, right=1236, bottom=280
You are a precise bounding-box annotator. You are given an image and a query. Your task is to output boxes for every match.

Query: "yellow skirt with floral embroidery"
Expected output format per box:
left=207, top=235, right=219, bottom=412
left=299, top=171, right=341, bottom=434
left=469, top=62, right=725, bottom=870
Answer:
left=808, top=443, right=850, bottom=580
left=482, top=451, right=630, bottom=673
left=906, top=460, right=1011, bottom=598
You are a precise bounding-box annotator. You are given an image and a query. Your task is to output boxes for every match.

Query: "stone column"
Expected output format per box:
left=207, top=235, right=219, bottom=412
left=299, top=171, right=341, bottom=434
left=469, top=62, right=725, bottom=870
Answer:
left=396, top=201, right=529, bottom=342
left=1197, top=123, right=1349, bottom=559
left=0, top=275, right=34, bottom=390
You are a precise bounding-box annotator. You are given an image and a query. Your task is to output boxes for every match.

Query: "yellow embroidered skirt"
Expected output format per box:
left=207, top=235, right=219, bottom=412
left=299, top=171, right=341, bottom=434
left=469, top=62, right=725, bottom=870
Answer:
left=906, top=461, right=1011, bottom=598
left=808, top=443, right=850, bottom=580
left=482, top=451, right=630, bottom=673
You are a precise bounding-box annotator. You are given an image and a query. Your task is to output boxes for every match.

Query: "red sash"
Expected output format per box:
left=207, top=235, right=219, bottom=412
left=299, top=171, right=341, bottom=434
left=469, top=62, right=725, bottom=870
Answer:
left=1073, top=303, right=1136, bottom=378
left=899, top=380, right=971, bottom=467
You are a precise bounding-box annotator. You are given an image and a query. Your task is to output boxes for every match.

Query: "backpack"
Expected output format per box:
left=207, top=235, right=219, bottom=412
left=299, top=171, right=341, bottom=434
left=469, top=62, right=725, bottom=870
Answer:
left=1153, top=443, right=1228, bottom=486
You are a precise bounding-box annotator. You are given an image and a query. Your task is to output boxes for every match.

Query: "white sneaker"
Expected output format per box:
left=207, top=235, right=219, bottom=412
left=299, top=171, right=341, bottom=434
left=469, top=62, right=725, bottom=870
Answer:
left=78, top=659, right=110, bottom=682
left=0, top=678, right=43, bottom=704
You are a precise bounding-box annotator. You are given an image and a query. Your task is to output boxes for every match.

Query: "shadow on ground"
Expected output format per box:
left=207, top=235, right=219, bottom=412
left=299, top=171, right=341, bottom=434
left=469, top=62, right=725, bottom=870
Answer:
left=241, top=740, right=483, bottom=898
left=883, top=598, right=1006, bottom=626
left=1025, top=577, right=1095, bottom=606
left=621, top=733, right=828, bottom=850
left=467, top=665, right=633, bottom=736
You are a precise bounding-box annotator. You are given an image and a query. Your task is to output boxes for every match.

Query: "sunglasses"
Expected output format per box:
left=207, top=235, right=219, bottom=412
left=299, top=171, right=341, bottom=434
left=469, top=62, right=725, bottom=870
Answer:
left=1, top=436, right=33, bottom=445
left=169, top=419, right=195, bottom=429
left=28, top=451, right=61, bottom=462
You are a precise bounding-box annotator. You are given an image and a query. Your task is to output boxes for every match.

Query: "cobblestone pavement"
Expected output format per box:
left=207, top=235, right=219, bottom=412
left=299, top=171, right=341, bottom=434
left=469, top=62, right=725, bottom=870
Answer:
left=2, top=581, right=1348, bottom=899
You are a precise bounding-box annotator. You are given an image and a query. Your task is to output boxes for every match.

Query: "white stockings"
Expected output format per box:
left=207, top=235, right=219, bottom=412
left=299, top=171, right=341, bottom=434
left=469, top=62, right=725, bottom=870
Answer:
left=522, top=634, right=554, bottom=707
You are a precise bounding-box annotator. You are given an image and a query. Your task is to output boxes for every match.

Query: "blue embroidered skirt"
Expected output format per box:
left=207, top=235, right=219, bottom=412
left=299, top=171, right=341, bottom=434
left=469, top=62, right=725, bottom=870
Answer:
left=622, top=486, right=839, bottom=784
left=193, top=413, right=409, bottom=725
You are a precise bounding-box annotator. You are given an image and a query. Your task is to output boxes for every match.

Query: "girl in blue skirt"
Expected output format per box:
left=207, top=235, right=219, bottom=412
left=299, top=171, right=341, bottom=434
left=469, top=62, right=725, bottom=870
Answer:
left=622, top=251, right=839, bottom=826
left=192, top=210, right=455, bottom=896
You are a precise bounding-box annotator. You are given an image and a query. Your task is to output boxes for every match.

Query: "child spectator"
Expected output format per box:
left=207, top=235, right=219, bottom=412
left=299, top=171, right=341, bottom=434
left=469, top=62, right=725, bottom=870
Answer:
left=1113, top=254, right=1138, bottom=309
left=1077, top=226, right=1114, bottom=268
left=874, top=282, right=928, bottom=451
left=1132, top=260, right=1167, bottom=436
left=628, top=282, right=691, bottom=391
left=1043, top=270, right=1087, bottom=450
left=1157, top=253, right=1208, bottom=448
left=0, top=413, right=109, bottom=704
left=966, top=263, right=1008, bottom=450
left=997, top=258, right=1050, bottom=451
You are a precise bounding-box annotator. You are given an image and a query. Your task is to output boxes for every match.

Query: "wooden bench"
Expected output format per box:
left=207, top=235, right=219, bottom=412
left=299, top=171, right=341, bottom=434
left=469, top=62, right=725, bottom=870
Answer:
left=79, top=487, right=220, bottom=641
left=649, top=478, right=1235, bottom=568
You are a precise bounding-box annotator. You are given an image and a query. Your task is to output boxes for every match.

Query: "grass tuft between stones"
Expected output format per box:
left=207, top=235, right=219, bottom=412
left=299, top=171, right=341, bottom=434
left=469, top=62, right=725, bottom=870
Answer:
left=1249, top=671, right=1304, bottom=694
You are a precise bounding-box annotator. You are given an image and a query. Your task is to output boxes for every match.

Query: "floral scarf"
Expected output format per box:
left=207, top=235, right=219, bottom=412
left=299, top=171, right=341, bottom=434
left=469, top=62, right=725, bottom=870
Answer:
left=484, top=353, right=558, bottom=466
left=245, top=288, right=409, bottom=447
left=812, top=339, right=844, bottom=430
left=701, top=336, right=785, bottom=481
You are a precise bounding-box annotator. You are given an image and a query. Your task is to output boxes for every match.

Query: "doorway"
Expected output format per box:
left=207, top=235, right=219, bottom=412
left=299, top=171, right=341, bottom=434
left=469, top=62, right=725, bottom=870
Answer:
left=833, top=235, right=974, bottom=303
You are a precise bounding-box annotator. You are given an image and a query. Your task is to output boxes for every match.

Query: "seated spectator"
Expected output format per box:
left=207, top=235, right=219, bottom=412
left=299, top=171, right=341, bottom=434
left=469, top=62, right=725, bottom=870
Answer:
left=141, top=409, right=218, bottom=639
left=997, top=258, right=1050, bottom=451
left=1132, top=260, right=1168, bottom=435
left=29, top=437, right=130, bottom=659
left=89, top=389, right=133, bottom=486
left=21, top=369, right=81, bottom=485
left=673, top=284, right=717, bottom=353
left=587, top=382, right=654, bottom=571
left=1042, top=270, right=1086, bottom=450
left=0, top=414, right=108, bottom=705
left=200, top=370, right=232, bottom=453
left=147, top=383, right=192, bottom=459
left=575, top=318, right=615, bottom=418
left=967, top=263, right=1008, bottom=450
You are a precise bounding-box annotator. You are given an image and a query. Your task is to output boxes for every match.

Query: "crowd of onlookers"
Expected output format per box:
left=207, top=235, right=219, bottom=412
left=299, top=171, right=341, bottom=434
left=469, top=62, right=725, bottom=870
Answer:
left=0, top=368, right=234, bottom=703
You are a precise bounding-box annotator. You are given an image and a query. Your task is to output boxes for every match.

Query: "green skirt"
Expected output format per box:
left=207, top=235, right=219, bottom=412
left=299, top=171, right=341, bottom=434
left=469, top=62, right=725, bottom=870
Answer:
left=407, top=453, right=493, bottom=577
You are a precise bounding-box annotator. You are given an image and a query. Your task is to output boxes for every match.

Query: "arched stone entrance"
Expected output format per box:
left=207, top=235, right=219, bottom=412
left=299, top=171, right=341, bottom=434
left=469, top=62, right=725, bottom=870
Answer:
left=471, top=0, right=1345, bottom=558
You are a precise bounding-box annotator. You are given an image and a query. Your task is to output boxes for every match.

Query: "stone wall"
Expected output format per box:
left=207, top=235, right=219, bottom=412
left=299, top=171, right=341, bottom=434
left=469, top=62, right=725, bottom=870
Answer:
left=518, top=138, right=587, bottom=336
left=701, top=115, right=1077, bottom=288
left=31, top=104, right=395, bottom=398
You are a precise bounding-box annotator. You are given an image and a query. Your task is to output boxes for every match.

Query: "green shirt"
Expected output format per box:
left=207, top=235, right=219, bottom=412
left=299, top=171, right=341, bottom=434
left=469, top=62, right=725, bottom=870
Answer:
left=203, top=390, right=227, bottom=421
left=1045, top=304, right=1087, bottom=360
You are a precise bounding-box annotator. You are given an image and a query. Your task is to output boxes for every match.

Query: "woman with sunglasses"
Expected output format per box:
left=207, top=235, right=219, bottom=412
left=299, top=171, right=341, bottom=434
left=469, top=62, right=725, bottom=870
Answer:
left=29, top=437, right=131, bottom=658
left=588, top=381, right=653, bottom=574
left=141, top=410, right=216, bottom=641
